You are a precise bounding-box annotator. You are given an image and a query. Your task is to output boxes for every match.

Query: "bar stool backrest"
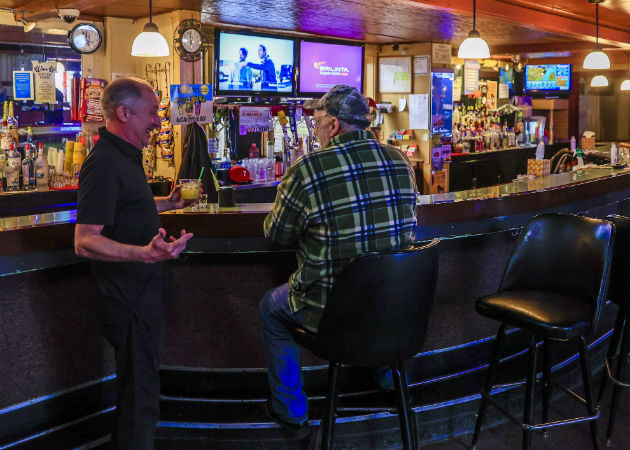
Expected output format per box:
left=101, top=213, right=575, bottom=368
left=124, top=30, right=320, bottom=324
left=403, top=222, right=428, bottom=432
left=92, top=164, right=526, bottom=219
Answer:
left=605, top=215, right=630, bottom=308
left=311, top=238, right=439, bottom=367
left=500, top=213, right=615, bottom=332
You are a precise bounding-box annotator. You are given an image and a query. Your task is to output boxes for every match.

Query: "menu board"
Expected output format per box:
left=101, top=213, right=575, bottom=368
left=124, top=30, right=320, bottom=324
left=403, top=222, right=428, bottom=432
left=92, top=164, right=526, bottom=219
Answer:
left=79, top=78, right=107, bottom=122
left=32, top=61, right=57, bottom=104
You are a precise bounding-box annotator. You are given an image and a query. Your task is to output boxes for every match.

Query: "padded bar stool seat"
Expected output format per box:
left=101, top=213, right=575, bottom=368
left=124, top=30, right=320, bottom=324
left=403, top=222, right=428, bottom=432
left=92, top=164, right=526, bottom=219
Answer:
left=292, top=238, right=440, bottom=450
left=596, top=215, right=630, bottom=448
left=471, top=213, right=615, bottom=450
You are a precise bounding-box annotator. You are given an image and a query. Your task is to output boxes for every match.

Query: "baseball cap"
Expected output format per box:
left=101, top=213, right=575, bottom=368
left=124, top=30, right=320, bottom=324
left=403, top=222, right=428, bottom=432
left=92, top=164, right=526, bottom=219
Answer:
left=303, top=85, right=371, bottom=127
left=228, top=166, right=251, bottom=183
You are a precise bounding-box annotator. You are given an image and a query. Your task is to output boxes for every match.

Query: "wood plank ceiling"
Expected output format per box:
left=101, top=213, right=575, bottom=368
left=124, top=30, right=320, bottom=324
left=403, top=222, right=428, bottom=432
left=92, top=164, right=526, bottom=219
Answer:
left=2, top=0, right=629, bottom=54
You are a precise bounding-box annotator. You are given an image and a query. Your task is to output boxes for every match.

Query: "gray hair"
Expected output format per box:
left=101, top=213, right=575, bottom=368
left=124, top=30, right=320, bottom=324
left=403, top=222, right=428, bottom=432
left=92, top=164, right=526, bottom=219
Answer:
left=101, top=77, right=153, bottom=119
left=337, top=119, right=363, bottom=133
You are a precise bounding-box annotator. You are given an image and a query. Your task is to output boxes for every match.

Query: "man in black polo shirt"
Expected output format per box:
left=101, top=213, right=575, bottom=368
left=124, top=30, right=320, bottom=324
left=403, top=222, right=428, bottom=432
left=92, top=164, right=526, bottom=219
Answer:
left=75, top=77, right=194, bottom=450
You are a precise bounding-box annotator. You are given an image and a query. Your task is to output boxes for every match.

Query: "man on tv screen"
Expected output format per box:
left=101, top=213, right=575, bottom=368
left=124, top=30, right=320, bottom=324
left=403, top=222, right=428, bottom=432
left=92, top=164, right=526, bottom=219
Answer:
left=229, top=47, right=253, bottom=90
left=243, top=44, right=277, bottom=91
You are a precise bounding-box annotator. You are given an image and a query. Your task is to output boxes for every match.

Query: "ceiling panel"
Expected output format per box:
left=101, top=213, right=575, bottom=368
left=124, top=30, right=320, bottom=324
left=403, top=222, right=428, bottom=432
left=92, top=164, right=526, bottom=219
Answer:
left=2, top=0, right=628, bottom=51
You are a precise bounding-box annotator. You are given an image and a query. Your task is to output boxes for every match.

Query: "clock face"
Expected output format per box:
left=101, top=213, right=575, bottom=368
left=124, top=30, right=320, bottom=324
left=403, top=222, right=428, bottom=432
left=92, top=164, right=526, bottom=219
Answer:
left=69, top=23, right=102, bottom=54
left=181, top=28, right=202, bottom=53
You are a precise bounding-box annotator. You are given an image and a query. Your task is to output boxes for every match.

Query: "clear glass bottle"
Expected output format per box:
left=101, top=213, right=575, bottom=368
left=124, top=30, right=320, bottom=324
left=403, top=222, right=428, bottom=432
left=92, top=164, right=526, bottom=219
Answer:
left=6, top=144, right=21, bottom=191
left=22, top=143, right=35, bottom=190
left=35, top=142, right=49, bottom=189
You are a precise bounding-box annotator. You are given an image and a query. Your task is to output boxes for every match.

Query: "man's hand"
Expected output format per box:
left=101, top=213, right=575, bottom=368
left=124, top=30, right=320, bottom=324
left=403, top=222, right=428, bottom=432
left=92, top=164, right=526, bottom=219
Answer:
left=142, top=228, right=194, bottom=262
left=239, top=62, right=247, bottom=69
left=165, top=182, right=204, bottom=210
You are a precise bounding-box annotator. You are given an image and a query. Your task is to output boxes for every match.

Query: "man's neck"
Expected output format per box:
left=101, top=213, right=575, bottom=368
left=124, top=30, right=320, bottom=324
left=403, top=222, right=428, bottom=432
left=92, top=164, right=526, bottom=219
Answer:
left=105, top=122, right=140, bottom=149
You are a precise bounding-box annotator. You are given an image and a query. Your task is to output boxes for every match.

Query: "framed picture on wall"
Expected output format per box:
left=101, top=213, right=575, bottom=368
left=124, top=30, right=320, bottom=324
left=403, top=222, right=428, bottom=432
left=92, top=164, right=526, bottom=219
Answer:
left=379, top=56, right=411, bottom=93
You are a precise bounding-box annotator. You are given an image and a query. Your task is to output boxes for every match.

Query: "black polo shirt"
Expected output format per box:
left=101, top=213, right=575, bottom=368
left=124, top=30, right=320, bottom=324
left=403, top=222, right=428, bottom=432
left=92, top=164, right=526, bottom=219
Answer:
left=77, top=127, right=167, bottom=311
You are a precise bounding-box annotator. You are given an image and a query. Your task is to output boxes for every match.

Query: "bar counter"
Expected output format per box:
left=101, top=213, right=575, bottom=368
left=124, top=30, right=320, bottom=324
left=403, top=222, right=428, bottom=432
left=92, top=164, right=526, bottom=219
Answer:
left=1, top=165, right=628, bottom=448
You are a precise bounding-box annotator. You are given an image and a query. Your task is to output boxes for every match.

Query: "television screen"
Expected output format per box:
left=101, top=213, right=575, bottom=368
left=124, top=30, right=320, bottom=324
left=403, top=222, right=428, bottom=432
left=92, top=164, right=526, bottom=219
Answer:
left=499, top=67, right=513, bottom=90
left=298, top=41, right=363, bottom=94
left=216, top=31, right=295, bottom=95
left=525, top=64, right=571, bottom=91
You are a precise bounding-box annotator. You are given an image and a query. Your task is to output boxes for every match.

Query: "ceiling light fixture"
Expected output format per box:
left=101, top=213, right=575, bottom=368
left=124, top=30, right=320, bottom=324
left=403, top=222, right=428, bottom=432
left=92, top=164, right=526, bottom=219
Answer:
left=131, top=0, right=169, bottom=57
left=457, top=0, right=490, bottom=59
left=621, top=53, right=630, bottom=91
left=20, top=15, right=36, bottom=32
left=583, top=0, right=610, bottom=70
left=590, top=74, right=609, bottom=87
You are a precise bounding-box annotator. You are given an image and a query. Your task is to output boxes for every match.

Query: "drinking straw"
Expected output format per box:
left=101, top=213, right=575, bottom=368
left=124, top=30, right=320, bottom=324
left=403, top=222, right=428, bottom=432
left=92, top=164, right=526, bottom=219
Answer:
left=209, top=167, right=220, bottom=192
left=198, top=166, right=205, bottom=182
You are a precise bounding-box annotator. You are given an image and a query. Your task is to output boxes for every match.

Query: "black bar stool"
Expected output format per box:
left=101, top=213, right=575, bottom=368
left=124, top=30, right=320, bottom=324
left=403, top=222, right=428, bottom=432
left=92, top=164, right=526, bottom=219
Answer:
left=470, top=213, right=615, bottom=450
left=596, top=215, right=630, bottom=448
left=292, top=239, right=440, bottom=450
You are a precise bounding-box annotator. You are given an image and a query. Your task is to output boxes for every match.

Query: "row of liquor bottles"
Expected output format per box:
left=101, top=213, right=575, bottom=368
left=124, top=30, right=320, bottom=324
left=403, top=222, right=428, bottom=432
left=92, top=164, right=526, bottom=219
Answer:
left=452, top=104, right=519, bottom=153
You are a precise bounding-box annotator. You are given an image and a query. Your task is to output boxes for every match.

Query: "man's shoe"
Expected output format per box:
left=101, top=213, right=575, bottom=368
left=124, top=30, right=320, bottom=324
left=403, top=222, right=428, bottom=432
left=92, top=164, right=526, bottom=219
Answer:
left=263, top=398, right=310, bottom=440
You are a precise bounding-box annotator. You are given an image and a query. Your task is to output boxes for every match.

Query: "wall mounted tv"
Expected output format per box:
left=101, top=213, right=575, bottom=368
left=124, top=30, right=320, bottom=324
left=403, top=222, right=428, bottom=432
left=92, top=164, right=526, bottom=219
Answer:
left=215, top=30, right=295, bottom=96
left=298, top=40, right=364, bottom=96
left=525, top=64, right=571, bottom=94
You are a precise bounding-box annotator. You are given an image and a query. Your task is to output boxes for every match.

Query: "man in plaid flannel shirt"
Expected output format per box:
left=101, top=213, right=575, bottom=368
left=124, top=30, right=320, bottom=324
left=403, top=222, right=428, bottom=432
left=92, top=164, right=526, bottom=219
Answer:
left=259, top=85, right=417, bottom=438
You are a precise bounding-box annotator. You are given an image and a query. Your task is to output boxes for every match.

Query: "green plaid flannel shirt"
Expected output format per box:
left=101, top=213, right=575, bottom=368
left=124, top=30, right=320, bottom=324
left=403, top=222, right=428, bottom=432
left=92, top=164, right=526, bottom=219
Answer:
left=264, top=130, right=418, bottom=332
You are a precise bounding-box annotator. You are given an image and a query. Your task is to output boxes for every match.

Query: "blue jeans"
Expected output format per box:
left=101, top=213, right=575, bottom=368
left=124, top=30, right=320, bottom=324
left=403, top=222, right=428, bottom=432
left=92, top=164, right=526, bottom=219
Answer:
left=259, top=283, right=309, bottom=424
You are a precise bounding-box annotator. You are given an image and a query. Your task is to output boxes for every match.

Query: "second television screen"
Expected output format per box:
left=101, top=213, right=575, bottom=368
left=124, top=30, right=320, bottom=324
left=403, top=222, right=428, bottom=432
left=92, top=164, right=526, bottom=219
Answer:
left=299, top=41, right=363, bottom=94
left=217, top=32, right=295, bottom=94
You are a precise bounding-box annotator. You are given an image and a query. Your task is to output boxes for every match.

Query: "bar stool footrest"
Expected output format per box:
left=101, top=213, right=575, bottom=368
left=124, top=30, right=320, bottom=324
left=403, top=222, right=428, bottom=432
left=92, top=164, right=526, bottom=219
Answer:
left=605, top=357, right=630, bottom=388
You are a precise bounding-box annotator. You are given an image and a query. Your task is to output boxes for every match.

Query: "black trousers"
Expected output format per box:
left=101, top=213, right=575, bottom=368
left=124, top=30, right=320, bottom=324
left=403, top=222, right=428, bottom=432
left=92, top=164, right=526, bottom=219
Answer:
left=98, top=296, right=166, bottom=450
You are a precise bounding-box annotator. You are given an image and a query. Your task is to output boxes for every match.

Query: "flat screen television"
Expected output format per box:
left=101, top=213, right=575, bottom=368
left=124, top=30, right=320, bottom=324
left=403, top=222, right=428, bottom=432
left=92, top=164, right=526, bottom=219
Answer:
left=525, top=64, right=571, bottom=94
left=215, top=30, right=295, bottom=96
left=298, top=40, right=364, bottom=96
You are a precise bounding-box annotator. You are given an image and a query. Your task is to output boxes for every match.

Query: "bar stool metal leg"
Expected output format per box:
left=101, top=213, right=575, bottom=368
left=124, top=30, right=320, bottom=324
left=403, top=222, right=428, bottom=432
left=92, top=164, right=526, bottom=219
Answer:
left=605, top=317, right=630, bottom=446
left=598, top=310, right=626, bottom=403
left=471, top=324, right=507, bottom=450
left=523, top=335, right=539, bottom=450
left=542, top=338, right=552, bottom=438
left=393, top=363, right=416, bottom=450
left=578, top=336, right=600, bottom=450
left=321, top=361, right=341, bottom=450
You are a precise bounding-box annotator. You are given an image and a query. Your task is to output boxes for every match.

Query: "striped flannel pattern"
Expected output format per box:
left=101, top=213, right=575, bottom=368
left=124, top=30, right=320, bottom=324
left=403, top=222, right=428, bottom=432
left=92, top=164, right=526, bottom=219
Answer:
left=264, top=130, right=418, bottom=332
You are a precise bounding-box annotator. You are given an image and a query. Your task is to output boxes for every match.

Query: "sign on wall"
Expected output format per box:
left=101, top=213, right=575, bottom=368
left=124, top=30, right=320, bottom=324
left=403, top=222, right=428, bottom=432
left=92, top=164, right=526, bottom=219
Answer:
left=32, top=61, right=57, bottom=104
left=170, top=84, right=213, bottom=125
left=13, top=71, right=34, bottom=100
left=239, top=106, right=271, bottom=135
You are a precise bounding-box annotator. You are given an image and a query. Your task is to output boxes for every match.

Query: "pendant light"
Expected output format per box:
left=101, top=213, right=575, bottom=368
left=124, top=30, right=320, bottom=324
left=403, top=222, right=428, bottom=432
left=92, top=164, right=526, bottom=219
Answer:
left=131, top=0, right=169, bottom=57
left=591, top=75, right=609, bottom=87
left=583, top=0, right=610, bottom=70
left=457, top=0, right=490, bottom=59
left=621, top=53, right=630, bottom=91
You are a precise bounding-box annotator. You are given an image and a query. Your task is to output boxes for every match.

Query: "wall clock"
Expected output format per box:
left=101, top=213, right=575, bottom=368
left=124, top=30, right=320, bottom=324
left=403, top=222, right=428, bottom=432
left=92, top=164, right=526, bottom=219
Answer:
left=68, top=23, right=102, bottom=55
left=173, top=19, right=210, bottom=62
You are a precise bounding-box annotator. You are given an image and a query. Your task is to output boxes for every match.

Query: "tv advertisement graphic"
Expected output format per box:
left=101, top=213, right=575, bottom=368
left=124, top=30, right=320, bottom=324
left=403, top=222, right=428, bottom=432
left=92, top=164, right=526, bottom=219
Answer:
left=299, top=41, right=363, bottom=93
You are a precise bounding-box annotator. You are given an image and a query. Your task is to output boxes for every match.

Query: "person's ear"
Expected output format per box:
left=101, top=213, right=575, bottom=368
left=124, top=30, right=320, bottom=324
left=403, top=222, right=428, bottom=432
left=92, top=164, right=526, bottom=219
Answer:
left=115, top=104, right=130, bottom=123
left=330, top=117, right=341, bottom=137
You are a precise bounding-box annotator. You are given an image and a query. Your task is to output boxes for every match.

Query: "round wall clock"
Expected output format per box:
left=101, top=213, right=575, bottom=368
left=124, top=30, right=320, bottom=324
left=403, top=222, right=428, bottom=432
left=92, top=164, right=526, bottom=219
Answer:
left=173, top=19, right=210, bottom=62
left=68, top=23, right=102, bottom=54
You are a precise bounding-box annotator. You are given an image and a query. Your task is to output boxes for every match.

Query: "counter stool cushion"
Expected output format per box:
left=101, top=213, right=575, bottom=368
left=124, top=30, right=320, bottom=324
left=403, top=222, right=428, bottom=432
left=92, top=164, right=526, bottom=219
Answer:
left=476, top=290, right=592, bottom=340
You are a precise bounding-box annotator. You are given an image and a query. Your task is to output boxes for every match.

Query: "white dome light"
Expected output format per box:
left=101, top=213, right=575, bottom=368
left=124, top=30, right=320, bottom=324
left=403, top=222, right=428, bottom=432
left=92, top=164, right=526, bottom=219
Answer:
left=583, top=48, right=611, bottom=70
left=590, top=75, right=609, bottom=87
left=132, top=22, right=169, bottom=57
left=458, top=30, right=490, bottom=59
left=620, top=79, right=630, bottom=91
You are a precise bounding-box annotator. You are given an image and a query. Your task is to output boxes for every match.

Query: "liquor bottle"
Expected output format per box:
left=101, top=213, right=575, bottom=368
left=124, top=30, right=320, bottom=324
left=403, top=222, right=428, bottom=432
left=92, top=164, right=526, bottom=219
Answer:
left=22, top=143, right=35, bottom=190
left=6, top=144, right=21, bottom=191
left=249, top=143, right=259, bottom=159
left=8, top=101, right=18, bottom=147
left=35, top=142, right=49, bottom=189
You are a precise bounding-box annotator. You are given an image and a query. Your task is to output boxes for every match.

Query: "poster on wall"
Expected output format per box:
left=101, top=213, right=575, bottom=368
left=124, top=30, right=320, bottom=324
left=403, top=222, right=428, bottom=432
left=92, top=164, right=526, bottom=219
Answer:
left=486, top=80, right=498, bottom=110
left=79, top=78, right=107, bottom=122
left=32, top=61, right=57, bottom=104
left=432, top=43, right=452, bottom=65
left=170, top=84, right=213, bottom=125
left=408, top=94, right=428, bottom=130
left=431, top=71, right=454, bottom=135
left=379, top=57, right=411, bottom=93
left=463, top=60, right=479, bottom=95
left=239, top=106, right=271, bottom=135
left=12, top=71, right=34, bottom=100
